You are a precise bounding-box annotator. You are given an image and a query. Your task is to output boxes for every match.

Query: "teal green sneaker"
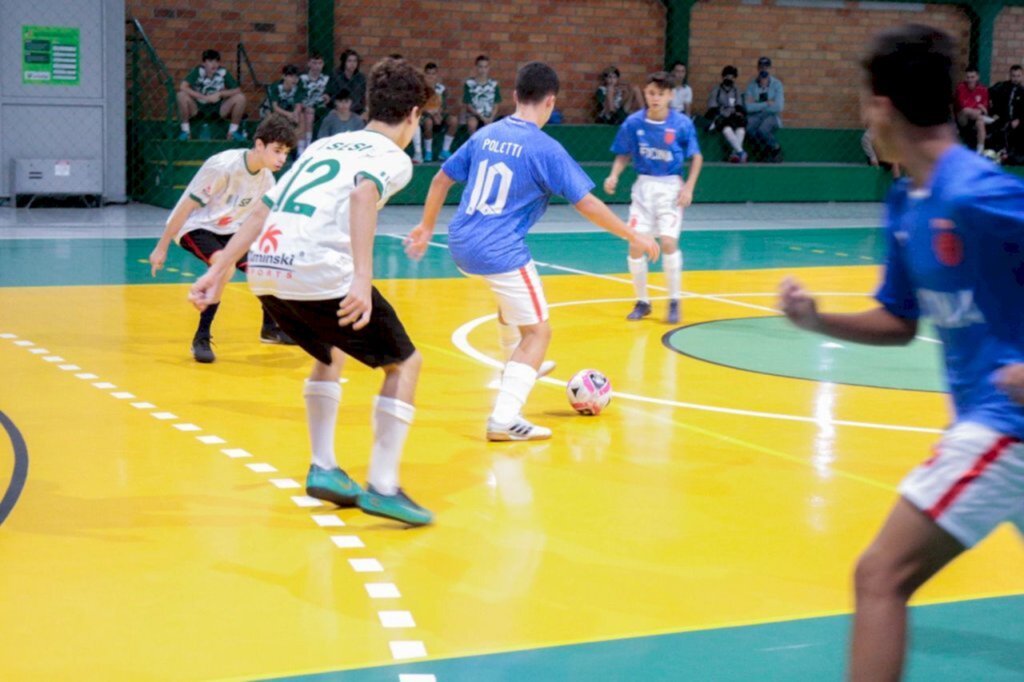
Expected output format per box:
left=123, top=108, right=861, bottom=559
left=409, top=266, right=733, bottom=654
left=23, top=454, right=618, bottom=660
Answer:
left=358, top=485, right=434, bottom=526
left=305, top=465, right=363, bottom=507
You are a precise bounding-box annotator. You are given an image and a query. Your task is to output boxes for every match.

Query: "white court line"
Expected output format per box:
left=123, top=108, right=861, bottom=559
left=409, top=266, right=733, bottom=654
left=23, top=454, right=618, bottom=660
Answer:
left=451, top=296, right=943, bottom=435
left=389, top=641, right=427, bottom=660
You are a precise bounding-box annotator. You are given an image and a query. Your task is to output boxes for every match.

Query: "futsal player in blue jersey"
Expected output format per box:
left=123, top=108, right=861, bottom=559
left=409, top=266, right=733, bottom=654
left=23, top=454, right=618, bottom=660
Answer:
left=604, top=71, right=703, bottom=324
left=406, top=62, right=660, bottom=442
left=780, top=25, right=1024, bottom=681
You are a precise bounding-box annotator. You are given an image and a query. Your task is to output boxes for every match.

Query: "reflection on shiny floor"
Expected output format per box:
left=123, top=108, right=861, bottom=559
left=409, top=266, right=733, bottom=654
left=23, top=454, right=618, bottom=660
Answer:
left=1, top=232, right=1022, bottom=681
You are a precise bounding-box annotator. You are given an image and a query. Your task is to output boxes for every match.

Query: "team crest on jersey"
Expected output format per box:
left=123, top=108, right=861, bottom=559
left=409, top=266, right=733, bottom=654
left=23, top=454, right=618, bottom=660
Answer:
left=664, top=130, right=676, bottom=145
left=217, top=216, right=233, bottom=227
left=930, top=218, right=956, bottom=231
left=929, top=218, right=962, bottom=266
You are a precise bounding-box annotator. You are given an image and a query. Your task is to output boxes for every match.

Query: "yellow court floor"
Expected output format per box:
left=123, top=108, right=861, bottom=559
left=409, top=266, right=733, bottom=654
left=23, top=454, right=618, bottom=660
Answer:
left=1, top=265, right=1023, bottom=680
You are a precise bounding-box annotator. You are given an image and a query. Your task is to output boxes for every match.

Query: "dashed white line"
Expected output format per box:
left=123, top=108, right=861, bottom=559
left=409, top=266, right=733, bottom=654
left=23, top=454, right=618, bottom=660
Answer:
left=349, top=558, right=384, bottom=573
left=58, top=364, right=81, bottom=371
left=247, top=463, right=278, bottom=473
left=270, top=478, right=301, bottom=489
left=291, top=495, right=323, bottom=508
left=173, top=423, right=201, bottom=432
left=151, top=412, right=177, bottom=420
left=389, top=641, right=427, bottom=660
left=131, top=402, right=156, bottom=409
left=196, top=435, right=225, bottom=444
left=378, top=611, right=415, bottom=628
left=222, top=448, right=252, bottom=459
left=28, top=348, right=48, bottom=354
left=365, top=583, right=401, bottom=599
left=111, top=392, right=136, bottom=400
left=92, top=382, right=117, bottom=390
left=75, top=373, right=98, bottom=380
left=14, top=340, right=35, bottom=347
left=0, top=333, right=16, bottom=339
left=43, top=356, right=65, bottom=362
left=330, top=535, right=365, bottom=548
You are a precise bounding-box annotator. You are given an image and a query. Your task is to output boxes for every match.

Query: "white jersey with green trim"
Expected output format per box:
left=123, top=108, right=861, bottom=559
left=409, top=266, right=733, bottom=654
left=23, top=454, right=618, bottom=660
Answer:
left=173, top=149, right=276, bottom=243
left=247, top=130, right=413, bottom=300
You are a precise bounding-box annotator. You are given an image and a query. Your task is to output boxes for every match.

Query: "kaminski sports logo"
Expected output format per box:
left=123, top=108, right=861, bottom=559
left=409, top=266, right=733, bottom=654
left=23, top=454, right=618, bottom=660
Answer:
left=258, top=226, right=282, bottom=253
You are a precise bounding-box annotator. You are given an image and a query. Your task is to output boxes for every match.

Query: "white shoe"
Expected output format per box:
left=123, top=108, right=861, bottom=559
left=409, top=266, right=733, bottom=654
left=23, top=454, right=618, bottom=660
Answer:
left=982, top=115, right=996, bottom=125
left=486, top=416, right=552, bottom=442
left=412, top=153, right=423, bottom=165
left=538, top=360, right=556, bottom=378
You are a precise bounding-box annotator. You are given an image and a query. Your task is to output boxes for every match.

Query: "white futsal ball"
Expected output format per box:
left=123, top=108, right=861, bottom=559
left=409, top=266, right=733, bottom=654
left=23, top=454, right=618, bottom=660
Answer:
left=566, top=369, right=613, bottom=416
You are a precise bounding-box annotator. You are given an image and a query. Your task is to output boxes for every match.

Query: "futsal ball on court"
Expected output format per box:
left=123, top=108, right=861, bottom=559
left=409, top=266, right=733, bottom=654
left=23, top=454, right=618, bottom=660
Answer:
left=566, top=369, right=612, bottom=416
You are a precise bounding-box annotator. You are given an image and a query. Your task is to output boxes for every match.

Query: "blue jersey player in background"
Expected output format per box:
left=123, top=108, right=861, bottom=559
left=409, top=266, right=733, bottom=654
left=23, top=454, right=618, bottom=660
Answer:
left=406, top=61, right=659, bottom=442
left=604, top=71, right=703, bottom=324
left=780, top=25, right=1024, bottom=681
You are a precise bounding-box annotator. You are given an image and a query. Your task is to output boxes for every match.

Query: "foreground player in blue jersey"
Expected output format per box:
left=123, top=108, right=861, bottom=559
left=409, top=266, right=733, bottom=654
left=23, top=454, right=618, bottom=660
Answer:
left=604, top=71, right=703, bottom=324
left=406, top=62, right=660, bottom=442
left=780, top=25, right=1024, bottom=681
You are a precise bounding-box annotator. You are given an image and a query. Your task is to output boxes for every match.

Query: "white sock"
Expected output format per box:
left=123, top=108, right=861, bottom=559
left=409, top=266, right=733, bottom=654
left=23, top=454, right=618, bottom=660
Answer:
left=736, top=129, right=746, bottom=147
left=181, top=122, right=190, bottom=133
left=228, top=123, right=239, bottom=134
left=491, top=361, right=537, bottom=424
left=368, top=396, right=414, bottom=495
left=304, top=380, right=341, bottom=470
left=663, top=250, right=683, bottom=301
left=498, top=320, right=522, bottom=362
left=628, top=256, right=649, bottom=302
left=413, top=127, right=422, bottom=155
left=443, top=134, right=454, bottom=152
left=304, top=132, right=312, bottom=145
left=723, top=127, right=742, bottom=153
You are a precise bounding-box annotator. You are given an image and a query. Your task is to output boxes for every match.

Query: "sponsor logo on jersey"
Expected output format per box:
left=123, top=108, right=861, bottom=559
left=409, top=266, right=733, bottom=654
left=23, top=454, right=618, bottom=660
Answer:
left=638, top=143, right=673, bottom=162
left=917, top=288, right=985, bottom=329
left=258, top=226, right=282, bottom=253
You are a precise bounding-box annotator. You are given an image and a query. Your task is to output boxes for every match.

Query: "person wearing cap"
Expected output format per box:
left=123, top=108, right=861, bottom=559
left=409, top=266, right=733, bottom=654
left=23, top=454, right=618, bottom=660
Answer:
left=745, top=56, right=785, bottom=162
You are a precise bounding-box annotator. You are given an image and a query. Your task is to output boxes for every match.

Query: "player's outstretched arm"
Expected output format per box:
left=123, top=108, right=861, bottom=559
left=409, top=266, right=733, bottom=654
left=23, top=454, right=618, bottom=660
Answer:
left=150, top=196, right=200, bottom=276
left=405, top=169, right=456, bottom=261
left=338, top=178, right=380, bottom=331
left=573, top=193, right=660, bottom=262
left=188, top=202, right=269, bottom=310
left=778, top=276, right=917, bottom=345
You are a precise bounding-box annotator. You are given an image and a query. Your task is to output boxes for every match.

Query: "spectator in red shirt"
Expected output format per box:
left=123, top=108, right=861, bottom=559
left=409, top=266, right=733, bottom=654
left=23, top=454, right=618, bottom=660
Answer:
left=954, top=67, right=993, bottom=152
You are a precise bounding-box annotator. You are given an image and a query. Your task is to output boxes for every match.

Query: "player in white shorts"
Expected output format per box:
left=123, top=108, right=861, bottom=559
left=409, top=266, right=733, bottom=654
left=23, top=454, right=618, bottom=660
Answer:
left=189, top=58, right=434, bottom=527
left=604, top=71, right=703, bottom=324
left=406, top=62, right=658, bottom=442
left=148, top=114, right=296, bottom=363
left=780, top=24, right=1024, bottom=681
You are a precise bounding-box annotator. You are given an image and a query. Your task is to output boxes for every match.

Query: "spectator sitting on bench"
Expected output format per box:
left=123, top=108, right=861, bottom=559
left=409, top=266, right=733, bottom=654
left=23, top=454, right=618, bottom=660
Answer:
left=670, top=61, right=693, bottom=117
left=299, top=52, right=333, bottom=154
left=595, top=66, right=641, bottom=125
left=706, top=65, right=747, bottom=163
left=462, top=54, right=502, bottom=135
left=317, top=89, right=365, bottom=139
left=745, top=56, right=784, bottom=162
left=412, top=61, right=459, bottom=163
left=329, top=48, right=367, bottom=119
left=260, top=64, right=306, bottom=150
left=955, top=66, right=994, bottom=153
left=990, top=64, right=1024, bottom=165
left=177, top=49, right=247, bottom=141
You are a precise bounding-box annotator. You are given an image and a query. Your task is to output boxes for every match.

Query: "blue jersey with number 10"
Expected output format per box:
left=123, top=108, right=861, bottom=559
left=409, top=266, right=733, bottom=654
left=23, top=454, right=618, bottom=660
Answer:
left=442, top=116, right=595, bottom=275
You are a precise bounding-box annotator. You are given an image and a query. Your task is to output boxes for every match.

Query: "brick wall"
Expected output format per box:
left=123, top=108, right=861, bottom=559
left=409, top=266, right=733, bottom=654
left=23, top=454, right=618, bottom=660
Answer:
left=129, top=0, right=1020, bottom=129
left=128, top=0, right=309, bottom=119
left=333, top=0, right=665, bottom=123
left=993, top=6, right=1024, bottom=84
left=689, top=0, right=970, bottom=128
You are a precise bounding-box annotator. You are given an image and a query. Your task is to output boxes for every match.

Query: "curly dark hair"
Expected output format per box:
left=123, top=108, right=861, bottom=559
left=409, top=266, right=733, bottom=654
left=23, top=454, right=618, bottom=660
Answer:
left=254, top=113, right=298, bottom=149
left=367, top=58, right=431, bottom=125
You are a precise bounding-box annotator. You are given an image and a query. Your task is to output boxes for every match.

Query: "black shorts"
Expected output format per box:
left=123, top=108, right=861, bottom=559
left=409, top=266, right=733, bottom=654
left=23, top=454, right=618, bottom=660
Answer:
left=258, top=289, right=416, bottom=368
left=179, top=229, right=248, bottom=271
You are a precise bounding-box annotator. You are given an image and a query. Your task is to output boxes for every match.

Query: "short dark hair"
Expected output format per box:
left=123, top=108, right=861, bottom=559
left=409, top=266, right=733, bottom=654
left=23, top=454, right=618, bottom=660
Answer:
left=254, top=114, right=298, bottom=149
left=309, top=51, right=323, bottom=61
left=670, top=61, right=686, bottom=70
left=1012, top=64, right=1024, bottom=72
left=476, top=55, right=489, bottom=65
left=646, top=71, right=675, bottom=90
left=515, top=62, right=560, bottom=104
left=862, top=24, right=955, bottom=127
left=966, top=65, right=979, bottom=74
left=424, top=62, right=438, bottom=71
left=602, top=66, right=621, bottom=80
left=202, top=49, right=220, bottom=62
left=389, top=53, right=404, bottom=60
left=334, top=88, right=352, bottom=103
left=282, top=64, right=299, bottom=76
left=722, top=65, right=738, bottom=78
left=367, top=58, right=431, bottom=124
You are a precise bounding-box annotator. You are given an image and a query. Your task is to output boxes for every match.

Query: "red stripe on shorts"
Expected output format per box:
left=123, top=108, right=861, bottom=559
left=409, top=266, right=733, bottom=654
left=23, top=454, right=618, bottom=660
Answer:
left=519, top=266, right=544, bottom=322
left=926, top=435, right=1019, bottom=520
left=181, top=234, right=211, bottom=265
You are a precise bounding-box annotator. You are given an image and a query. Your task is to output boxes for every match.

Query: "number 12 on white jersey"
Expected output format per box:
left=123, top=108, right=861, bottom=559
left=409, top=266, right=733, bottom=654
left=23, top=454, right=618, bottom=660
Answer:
left=465, top=160, right=513, bottom=216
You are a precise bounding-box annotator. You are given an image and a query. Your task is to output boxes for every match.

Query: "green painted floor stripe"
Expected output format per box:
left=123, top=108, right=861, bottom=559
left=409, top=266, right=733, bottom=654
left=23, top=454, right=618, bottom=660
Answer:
left=0, top=229, right=886, bottom=288
left=266, top=594, right=1024, bottom=681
